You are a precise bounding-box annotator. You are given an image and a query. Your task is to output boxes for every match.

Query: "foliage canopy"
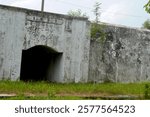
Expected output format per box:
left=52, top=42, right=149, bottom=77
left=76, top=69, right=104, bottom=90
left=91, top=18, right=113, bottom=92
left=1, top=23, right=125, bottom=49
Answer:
left=142, top=19, right=150, bottom=29
left=144, top=0, right=150, bottom=14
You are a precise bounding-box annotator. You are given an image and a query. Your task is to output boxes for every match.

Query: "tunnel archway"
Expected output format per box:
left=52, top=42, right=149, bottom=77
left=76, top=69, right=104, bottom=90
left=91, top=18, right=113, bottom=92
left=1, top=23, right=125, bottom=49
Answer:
left=20, top=45, right=62, bottom=82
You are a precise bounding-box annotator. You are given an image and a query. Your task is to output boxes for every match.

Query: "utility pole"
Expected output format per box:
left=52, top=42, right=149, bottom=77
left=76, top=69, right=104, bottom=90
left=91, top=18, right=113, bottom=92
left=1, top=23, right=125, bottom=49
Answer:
left=41, top=0, right=45, bottom=12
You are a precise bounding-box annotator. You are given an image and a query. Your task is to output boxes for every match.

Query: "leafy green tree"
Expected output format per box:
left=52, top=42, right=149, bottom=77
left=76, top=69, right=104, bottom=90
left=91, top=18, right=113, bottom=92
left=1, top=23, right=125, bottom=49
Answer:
left=142, top=19, right=150, bottom=29
left=144, top=0, right=150, bottom=14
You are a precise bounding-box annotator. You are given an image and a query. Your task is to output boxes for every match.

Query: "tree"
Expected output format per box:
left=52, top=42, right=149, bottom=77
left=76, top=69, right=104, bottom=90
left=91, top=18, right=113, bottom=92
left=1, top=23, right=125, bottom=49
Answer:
left=144, top=0, right=150, bottom=14
left=67, top=9, right=88, bottom=18
left=142, top=19, right=150, bottom=29
left=91, top=2, right=105, bottom=42
left=67, top=2, right=105, bottom=42
left=93, top=2, right=101, bottom=23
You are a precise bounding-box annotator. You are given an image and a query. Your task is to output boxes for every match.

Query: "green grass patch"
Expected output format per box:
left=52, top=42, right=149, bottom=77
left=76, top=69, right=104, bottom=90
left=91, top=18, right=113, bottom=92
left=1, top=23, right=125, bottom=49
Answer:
left=0, top=81, right=150, bottom=100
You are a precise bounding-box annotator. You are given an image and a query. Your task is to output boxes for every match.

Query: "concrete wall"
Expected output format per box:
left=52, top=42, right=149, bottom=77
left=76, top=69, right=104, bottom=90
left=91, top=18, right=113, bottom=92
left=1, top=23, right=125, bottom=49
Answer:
left=2, top=5, right=150, bottom=83
left=89, top=24, right=150, bottom=83
left=0, top=5, right=90, bottom=82
left=0, top=7, right=25, bottom=80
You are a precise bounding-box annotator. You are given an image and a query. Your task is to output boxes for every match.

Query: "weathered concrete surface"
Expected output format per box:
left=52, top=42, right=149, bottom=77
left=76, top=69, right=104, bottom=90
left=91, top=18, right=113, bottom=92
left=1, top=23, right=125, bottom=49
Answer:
left=2, top=5, right=150, bottom=83
left=0, top=7, right=25, bottom=80
left=0, top=5, right=90, bottom=82
left=89, top=24, right=150, bottom=83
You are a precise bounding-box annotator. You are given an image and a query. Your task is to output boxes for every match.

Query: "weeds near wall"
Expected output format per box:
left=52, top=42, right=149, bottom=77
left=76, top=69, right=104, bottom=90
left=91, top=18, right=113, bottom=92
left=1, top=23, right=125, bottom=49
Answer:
left=91, top=23, right=106, bottom=43
left=91, top=2, right=106, bottom=43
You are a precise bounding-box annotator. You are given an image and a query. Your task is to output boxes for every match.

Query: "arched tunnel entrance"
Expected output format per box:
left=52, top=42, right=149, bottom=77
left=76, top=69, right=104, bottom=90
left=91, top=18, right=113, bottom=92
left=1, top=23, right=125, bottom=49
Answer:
left=20, top=45, right=63, bottom=82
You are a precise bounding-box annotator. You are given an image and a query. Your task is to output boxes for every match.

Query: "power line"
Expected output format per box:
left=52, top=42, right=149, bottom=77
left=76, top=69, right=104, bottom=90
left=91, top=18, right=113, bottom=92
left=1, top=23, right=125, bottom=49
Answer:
left=57, top=0, right=91, bottom=9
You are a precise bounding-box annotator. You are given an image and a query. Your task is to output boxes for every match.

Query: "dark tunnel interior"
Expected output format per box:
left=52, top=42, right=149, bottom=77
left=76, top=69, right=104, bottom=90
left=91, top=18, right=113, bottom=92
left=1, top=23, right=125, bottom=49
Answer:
left=20, top=45, right=62, bottom=81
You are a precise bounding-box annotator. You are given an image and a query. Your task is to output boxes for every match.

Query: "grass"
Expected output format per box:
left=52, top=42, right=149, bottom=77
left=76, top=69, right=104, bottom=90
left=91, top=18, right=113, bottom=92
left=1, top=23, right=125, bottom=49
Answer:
left=0, top=81, right=150, bottom=100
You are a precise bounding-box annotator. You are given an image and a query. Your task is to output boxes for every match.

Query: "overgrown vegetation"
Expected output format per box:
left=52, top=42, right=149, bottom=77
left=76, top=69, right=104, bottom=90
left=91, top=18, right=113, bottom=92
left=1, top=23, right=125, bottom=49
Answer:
left=91, top=23, right=106, bottom=43
left=0, top=81, right=150, bottom=100
left=144, top=84, right=150, bottom=99
left=142, top=19, right=150, bottom=29
left=144, top=0, right=150, bottom=14
left=67, top=2, right=106, bottom=42
left=91, top=2, right=106, bottom=43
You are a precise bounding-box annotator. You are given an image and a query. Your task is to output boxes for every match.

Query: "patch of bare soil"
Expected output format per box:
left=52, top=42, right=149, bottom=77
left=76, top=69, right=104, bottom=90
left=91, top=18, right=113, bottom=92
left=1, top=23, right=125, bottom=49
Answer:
left=0, top=92, right=139, bottom=99
left=56, top=92, right=139, bottom=99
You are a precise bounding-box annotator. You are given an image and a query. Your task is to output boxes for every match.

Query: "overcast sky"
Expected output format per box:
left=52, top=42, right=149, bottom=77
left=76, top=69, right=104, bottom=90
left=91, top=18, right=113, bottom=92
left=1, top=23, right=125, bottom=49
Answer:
left=0, top=0, right=150, bottom=28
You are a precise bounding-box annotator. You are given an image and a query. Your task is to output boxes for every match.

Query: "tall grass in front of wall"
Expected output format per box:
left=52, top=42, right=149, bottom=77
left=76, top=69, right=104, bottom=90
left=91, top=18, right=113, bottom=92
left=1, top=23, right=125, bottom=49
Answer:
left=0, top=81, right=150, bottom=99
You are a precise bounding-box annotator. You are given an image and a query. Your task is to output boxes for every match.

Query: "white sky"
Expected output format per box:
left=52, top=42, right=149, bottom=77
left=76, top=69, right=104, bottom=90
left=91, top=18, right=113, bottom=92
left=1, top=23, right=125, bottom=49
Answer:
left=0, top=0, right=150, bottom=27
